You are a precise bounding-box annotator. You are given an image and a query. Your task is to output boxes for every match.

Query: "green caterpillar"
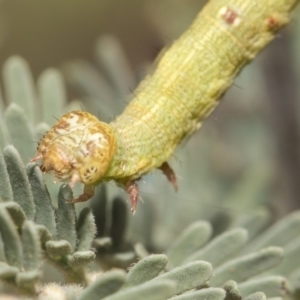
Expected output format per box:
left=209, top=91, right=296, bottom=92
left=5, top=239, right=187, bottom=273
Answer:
left=31, top=0, right=298, bottom=213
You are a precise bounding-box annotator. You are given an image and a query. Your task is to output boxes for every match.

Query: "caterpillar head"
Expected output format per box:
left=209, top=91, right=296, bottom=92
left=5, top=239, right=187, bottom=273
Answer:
left=31, top=111, right=117, bottom=186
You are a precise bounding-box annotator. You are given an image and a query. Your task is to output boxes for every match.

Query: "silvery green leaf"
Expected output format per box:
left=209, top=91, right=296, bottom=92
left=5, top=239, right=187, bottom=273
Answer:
left=125, top=254, right=168, bottom=287
left=3, top=201, right=26, bottom=229
left=231, top=209, right=271, bottom=241
left=63, top=99, right=85, bottom=113
left=56, top=184, right=77, bottom=250
left=3, top=56, right=37, bottom=122
left=0, top=85, right=4, bottom=113
left=21, top=220, right=41, bottom=271
left=269, top=235, right=300, bottom=276
left=38, top=69, right=66, bottom=126
left=212, top=247, right=284, bottom=286
left=134, top=243, right=150, bottom=259
left=76, top=207, right=96, bottom=251
left=223, top=165, right=273, bottom=211
left=105, top=251, right=136, bottom=269
left=170, top=287, right=226, bottom=300
left=244, top=211, right=300, bottom=253
left=35, top=224, right=52, bottom=244
left=103, top=279, right=176, bottom=300
left=245, top=292, right=267, bottom=300
left=4, top=103, right=35, bottom=162
left=93, top=237, right=112, bottom=249
left=78, top=270, right=126, bottom=300
left=238, top=276, right=290, bottom=298
left=0, top=205, right=23, bottom=268
left=185, top=228, right=247, bottom=267
left=15, top=269, right=40, bottom=291
left=0, top=262, right=18, bottom=280
left=45, top=240, right=73, bottom=257
left=63, top=60, right=116, bottom=118
left=3, top=145, right=35, bottom=220
left=96, top=35, right=135, bottom=99
left=0, top=155, right=13, bottom=202
left=290, top=268, right=300, bottom=284
left=71, top=251, right=95, bottom=265
left=35, top=122, right=50, bottom=141
left=26, top=163, right=56, bottom=235
left=0, top=117, right=10, bottom=150
left=152, top=261, right=213, bottom=295
left=90, top=185, right=108, bottom=238
left=222, top=280, right=241, bottom=300
left=167, top=221, right=212, bottom=267
left=0, top=236, right=5, bottom=261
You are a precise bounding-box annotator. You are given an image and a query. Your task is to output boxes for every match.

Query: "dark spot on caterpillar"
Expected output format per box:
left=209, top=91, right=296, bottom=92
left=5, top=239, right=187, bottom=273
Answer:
left=57, top=121, right=70, bottom=129
left=87, top=141, right=95, bottom=152
left=266, top=15, right=282, bottom=31
left=219, top=7, right=240, bottom=26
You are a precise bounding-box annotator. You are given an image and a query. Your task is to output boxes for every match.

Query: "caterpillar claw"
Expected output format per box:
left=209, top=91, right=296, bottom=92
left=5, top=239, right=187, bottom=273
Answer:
left=159, top=162, right=178, bottom=192
left=69, top=184, right=95, bottom=203
left=30, top=154, right=43, bottom=162
left=125, top=180, right=139, bottom=214
left=70, top=173, right=81, bottom=188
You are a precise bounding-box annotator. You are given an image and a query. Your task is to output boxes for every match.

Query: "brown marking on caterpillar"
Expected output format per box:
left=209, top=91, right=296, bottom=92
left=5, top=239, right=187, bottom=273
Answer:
left=266, top=14, right=286, bottom=32
left=219, top=6, right=241, bottom=27
left=87, top=140, right=96, bottom=152
left=56, top=120, right=70, bottom=130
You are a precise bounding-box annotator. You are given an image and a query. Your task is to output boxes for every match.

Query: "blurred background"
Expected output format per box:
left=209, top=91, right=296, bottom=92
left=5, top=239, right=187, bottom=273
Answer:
left=0, top=0, right=205, bottom=75
left=0, top=0, right=300, bottom=251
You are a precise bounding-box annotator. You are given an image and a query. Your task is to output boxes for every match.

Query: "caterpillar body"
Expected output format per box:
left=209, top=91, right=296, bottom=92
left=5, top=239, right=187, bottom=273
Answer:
left=31, top=0, right=297, bottom=213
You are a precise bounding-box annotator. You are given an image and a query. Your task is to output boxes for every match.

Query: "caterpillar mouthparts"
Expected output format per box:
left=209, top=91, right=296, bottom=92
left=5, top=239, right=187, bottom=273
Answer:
left=31, top=111, right=117, bottom=200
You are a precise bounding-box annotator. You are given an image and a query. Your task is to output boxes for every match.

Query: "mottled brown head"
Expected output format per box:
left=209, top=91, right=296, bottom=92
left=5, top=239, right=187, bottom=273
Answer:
left=31, top=111, right=117, bottom=185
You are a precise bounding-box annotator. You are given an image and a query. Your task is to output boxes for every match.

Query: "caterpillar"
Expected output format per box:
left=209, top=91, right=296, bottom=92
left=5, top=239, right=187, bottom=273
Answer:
left=31, top=0, right=297, bottom=213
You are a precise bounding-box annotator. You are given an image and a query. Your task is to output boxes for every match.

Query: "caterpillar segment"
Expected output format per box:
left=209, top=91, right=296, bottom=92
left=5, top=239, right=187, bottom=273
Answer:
left=30, top=111, right=178, bottom=213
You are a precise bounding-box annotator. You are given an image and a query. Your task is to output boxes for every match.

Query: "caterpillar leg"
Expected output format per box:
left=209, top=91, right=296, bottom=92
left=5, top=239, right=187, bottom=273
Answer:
left=159, top=162, right=178, bottom=192
left=70, top=184, right=95, bottom=203
left=125, top=180, right=139, bottom=215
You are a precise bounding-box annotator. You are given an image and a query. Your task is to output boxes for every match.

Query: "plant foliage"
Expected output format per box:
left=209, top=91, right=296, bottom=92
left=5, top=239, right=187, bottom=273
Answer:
left=0, top=19, right=299, bottom=300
